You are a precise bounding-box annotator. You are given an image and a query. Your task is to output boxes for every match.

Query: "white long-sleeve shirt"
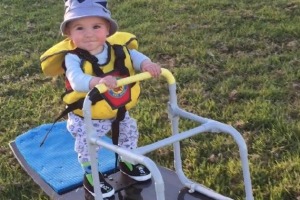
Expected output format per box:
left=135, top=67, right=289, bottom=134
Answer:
left=65, top=43, right=150, bottom=92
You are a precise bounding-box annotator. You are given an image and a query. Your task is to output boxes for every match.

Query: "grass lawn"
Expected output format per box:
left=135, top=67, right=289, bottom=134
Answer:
left=1, top=0, right=300, bottom=199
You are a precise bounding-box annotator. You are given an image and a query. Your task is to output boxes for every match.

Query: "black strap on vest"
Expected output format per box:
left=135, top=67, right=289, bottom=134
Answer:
left=40, top=44, right=129, bottom=170
left=72, top=48, right=104, bottom=76
left=111, top=106, right=126, bottom=169
left=39, top=99, right=84, bottom=147
left=112, top=45, right=128, bottom=76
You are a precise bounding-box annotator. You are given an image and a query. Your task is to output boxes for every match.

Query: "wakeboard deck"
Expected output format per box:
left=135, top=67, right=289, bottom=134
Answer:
left=10, top=141, right=215, bottom=200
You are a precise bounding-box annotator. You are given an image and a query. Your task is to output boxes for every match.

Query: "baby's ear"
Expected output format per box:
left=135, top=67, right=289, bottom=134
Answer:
left=106, top=23, right=110, bottom=36
left=64, top=28, right=70, bottom=36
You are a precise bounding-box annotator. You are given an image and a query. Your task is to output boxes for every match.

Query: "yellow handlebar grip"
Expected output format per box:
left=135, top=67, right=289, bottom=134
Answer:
left=95, top=68, right=175, bottom=94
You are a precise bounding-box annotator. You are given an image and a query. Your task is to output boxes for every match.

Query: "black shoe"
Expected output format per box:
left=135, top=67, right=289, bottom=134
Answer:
left=119, top=161, right=151, bottom=181
left=83, top=172, right=115, bottom=198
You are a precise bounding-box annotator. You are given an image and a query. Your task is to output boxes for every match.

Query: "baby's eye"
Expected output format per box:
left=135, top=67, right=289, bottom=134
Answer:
left=75, top=26, right=83, bottom=30
left=93, top=25, right=101, bottom=29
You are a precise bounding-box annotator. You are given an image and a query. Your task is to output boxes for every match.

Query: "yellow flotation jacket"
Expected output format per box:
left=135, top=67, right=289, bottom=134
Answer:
left=41, top=31, right=139, bottom=77
left=39, top=32, right=140, bottom=149
left=40, top=32, right=140, bottom=120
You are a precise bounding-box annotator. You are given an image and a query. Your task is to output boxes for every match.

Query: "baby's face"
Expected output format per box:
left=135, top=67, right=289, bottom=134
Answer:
left=66, top=16, right=110, bottom=55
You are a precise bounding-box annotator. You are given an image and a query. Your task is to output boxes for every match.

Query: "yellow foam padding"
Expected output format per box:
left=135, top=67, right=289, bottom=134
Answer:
left=40, top=32, right=138, bottom=77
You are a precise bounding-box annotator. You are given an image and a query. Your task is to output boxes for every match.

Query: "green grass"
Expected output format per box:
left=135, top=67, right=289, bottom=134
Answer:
left=1, top=0, right=300, bottom=199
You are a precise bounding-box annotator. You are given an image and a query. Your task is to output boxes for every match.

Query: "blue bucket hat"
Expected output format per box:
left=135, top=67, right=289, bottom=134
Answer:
left=60, top=0, right=118, bottom=36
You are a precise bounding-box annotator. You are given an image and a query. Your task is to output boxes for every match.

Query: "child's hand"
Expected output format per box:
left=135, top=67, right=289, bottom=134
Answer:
left=99, top=75, right=117, bottom=89
left=141, top=60, right=161, bottom=78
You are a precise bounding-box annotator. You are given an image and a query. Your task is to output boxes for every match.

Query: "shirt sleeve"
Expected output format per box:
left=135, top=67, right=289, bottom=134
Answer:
left=65, top=53, right=93, bottom=92
left=129, top=49, right=151, bottom=71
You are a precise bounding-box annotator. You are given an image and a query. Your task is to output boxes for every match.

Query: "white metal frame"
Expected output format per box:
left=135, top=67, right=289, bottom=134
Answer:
left=83, top=68, right=254, bottom=200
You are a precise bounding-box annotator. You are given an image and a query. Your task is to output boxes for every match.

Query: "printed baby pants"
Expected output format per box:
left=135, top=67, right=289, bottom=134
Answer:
left=67, top=111, right=139, bottom=164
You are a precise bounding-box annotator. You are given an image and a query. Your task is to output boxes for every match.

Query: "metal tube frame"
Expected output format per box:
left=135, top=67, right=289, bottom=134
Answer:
left=83, top=68, right=254, bottom=200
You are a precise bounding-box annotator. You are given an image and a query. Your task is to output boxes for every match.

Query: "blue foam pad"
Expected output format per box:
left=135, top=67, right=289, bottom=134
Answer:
left=14, top=121, right=115, bottom=194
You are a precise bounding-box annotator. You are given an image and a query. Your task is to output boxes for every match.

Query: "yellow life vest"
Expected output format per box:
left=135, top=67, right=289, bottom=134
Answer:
left=40, top=32, right=140, bottom=119
left=40, top=32, right=138, bottom=76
